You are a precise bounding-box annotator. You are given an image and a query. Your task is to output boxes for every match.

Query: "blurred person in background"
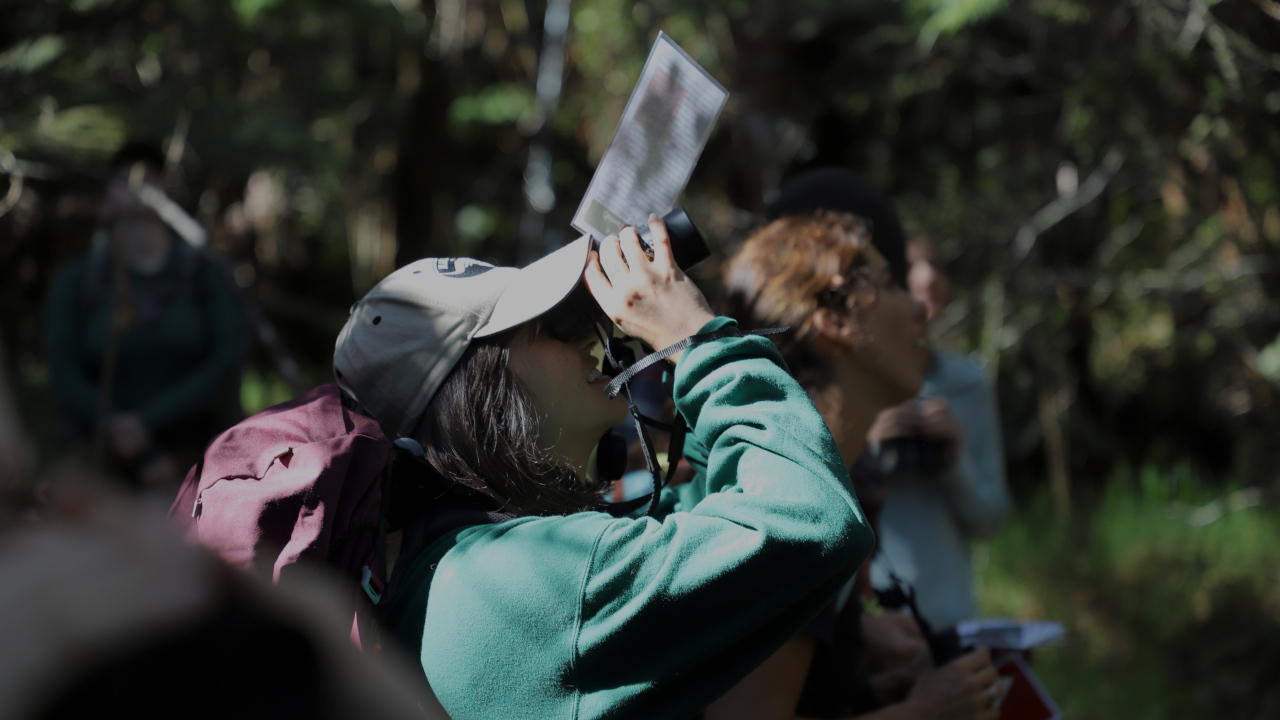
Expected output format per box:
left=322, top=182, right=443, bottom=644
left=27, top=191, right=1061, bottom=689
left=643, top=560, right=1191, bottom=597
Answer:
left=43, top=142, right=249, bottom=492
left=867, top=234, right=1011, bottom=630
left=707, top=208, right=1002, bottom=720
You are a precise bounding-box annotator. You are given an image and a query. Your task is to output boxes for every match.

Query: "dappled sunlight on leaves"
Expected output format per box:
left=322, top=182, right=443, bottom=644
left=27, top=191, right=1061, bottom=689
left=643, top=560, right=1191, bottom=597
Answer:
left=978, top=470, right=1280, bottom=719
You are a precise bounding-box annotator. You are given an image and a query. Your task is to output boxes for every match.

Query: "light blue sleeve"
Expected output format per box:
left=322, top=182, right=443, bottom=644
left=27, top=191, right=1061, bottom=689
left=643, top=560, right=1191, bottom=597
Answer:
left=938, top=366, right=1010, bottom=539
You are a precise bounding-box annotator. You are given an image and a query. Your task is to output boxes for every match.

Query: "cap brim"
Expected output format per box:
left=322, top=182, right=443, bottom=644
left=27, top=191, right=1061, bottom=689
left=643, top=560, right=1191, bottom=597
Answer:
left=475, top=234, right=593, bottom=338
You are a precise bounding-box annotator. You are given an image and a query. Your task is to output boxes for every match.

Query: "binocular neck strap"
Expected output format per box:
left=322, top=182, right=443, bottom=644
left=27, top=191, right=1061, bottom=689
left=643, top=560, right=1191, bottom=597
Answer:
left=597, top=324, right=787, bottom=518
left=602, top=326, right=788, bottom=399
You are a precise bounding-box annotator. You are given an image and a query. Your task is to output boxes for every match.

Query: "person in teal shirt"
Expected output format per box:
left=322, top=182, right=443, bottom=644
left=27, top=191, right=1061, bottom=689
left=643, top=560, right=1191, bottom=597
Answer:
left=332, top=215, right=874, bottom=720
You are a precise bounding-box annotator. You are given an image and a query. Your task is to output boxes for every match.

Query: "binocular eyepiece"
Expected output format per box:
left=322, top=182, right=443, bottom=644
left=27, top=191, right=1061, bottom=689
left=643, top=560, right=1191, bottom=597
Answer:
left=633, top=206, right=710, bottom=271
left=542, top=206, right=709, bottom=344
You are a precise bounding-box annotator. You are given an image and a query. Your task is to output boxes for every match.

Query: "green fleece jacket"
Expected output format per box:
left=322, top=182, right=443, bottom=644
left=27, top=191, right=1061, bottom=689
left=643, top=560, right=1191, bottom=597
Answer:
left=384, top=317, right=873, bottom=720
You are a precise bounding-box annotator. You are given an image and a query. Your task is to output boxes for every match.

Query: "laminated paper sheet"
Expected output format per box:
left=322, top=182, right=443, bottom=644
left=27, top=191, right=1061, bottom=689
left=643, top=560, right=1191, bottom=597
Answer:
left=572, top=32, right=728, bottom=240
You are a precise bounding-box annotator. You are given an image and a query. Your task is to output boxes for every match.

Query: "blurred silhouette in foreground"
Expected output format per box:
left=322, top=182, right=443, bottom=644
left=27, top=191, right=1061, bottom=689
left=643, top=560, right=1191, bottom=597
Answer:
left=0, top=473, right=446, bottom=720
left=43, top=142, right=249, bottom=492
left=868, top=235, right=1011, bottom=629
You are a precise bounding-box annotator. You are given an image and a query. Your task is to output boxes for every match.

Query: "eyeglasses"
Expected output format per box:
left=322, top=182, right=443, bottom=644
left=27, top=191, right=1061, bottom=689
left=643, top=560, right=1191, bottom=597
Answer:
left=540, top=283, right=607, bottom=344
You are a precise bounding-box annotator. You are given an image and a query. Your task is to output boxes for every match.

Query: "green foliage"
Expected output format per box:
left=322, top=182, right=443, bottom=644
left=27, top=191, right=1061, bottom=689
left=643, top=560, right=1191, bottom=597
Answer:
left=450, top=84, right=535, bottom=127
left=1030, top=0, right=1090, bottom=24
left=240, top=368, right=295, bottom=416
left=909, top=0, right=1011, bottom=47
left=978, top=470, right=1280, bottom=718
left=29, top=105, right=127, bottom=156
left=1257, top=334, right=1280, bottom=385
left=455, top=203, right=501, bottom=248
left=0, top=36, right=66, bottom=74
left=3, top=0, right=1280, bottom=494
left=562, top=0, right=654, bottom=156
left=232, top=0, right=285, bottom=25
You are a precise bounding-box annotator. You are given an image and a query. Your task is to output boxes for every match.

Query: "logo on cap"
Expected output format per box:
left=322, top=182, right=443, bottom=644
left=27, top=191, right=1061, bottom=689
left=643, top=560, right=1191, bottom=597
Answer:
left=435, top=258, right=494, bottom=278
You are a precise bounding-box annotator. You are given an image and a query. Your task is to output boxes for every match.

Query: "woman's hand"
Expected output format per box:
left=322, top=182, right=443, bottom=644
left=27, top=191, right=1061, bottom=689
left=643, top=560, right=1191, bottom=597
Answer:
left=918, top=396, right=964, bottom=443
left=583, top=213, right=715, bottom=364
left=902, top=648, right=1001, bottom=720
left=862, top=610, right=931, bottom=674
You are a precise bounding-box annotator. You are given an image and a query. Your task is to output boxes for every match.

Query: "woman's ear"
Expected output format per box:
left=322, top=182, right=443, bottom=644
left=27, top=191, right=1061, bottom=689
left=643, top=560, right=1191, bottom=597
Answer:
left=811, top=307, right=859, bottom=353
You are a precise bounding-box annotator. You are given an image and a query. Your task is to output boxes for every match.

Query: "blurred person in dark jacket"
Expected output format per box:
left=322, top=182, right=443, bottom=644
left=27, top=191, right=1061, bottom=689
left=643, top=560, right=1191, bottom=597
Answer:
left=43, top=142, right=248, bottom=491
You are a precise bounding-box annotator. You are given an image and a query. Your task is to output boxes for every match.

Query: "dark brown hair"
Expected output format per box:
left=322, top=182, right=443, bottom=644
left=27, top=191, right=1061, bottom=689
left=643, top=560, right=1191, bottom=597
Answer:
left=720, top=211, right=880, bottom=390
left=409, top=327, right=606, bottom=517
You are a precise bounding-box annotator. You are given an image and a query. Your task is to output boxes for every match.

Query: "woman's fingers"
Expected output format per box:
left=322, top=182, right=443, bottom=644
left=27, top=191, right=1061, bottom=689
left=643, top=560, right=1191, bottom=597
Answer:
left=597, top=234, right=631, bottom=282
left=584, top=249, right=613, bottom=289
left=601, top=216, right=675, bottom=279
left=972, top=664, right=999, bottom=689
left=579, top=222, right=715, bottom=356
left=647, top=213, right=676, bottom=270
left=584, top=250, right=621, bottom=318
left=618, top=225, right=650, bottom=273
left=950, top=647, right=990, bottom=674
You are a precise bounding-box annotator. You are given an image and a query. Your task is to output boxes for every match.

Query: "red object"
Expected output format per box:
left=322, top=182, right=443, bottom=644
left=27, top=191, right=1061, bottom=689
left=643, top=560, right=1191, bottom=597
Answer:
left=169, top=384, right=392, bottom=648
left=996, top=653, right=1063, bottom=720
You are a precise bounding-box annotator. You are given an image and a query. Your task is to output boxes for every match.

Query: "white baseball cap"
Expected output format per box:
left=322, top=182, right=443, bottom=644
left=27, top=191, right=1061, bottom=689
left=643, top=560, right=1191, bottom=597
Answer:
left=333, top=234, right=593, bottom=438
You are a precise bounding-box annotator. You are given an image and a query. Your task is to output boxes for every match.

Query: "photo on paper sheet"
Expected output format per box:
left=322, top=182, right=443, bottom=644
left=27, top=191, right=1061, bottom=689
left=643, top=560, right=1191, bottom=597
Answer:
left=572, top=32, right=728, bottom=241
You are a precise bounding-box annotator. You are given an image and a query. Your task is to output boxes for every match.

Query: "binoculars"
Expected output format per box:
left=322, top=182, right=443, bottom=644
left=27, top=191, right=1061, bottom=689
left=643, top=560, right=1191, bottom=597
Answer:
left=872, top=435, right=954, bottom=477
left=542, top=206, right=709, bottom=344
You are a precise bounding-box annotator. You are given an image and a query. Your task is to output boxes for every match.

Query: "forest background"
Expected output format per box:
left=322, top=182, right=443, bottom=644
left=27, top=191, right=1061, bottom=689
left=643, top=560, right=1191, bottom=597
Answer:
left=3, top=0, right=1280, bottom=716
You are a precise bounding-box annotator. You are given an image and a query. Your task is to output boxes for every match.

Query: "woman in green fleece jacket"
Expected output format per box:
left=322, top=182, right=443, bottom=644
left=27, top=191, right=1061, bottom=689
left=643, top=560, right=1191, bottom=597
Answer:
left=332, top=215, right=875, bottom=720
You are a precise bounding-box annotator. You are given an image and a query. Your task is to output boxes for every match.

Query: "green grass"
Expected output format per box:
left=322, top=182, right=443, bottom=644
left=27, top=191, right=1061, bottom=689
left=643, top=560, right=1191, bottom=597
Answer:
left=976, top=467, right=1280, bottom=719
left=239, top=368, right=298, bottom=416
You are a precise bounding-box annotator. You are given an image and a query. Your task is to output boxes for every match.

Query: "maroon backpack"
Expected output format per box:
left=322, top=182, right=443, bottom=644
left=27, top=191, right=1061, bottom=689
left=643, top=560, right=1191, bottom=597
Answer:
left=169, top=384, right=392, bottom=649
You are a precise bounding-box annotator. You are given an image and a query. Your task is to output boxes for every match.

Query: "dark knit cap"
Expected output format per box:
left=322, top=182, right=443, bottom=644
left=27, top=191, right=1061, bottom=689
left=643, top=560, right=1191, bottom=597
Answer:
left=767, top=168, right=908, bottom=289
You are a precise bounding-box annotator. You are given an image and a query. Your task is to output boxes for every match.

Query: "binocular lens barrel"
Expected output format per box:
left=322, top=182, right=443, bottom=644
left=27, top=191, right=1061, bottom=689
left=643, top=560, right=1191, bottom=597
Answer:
left=637, top=207, right=710, bottom=270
